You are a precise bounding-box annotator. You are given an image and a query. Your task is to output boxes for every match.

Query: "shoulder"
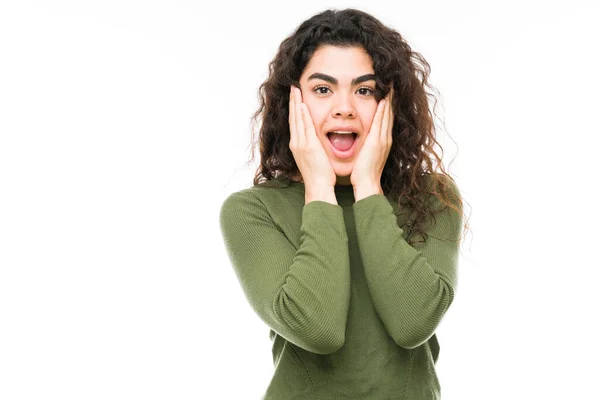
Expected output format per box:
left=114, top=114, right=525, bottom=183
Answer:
left=219, top=179, right=298, bottom=221
left=423, top=171, right=459, bottom=191
left=219, top=188, right=269, bottom=241
left=422, top=172, right=462, bottom=211
left=219, top=187, right=263, bottom=219
left=426, top=173, right=464, bottom=237
left=219, top=181, right=306, bottom=246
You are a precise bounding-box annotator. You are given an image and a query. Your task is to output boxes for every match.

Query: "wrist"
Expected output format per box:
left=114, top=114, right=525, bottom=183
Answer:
left=305, top=185, right=337, bottom=205
left=353, top=182, right=383, bottom=201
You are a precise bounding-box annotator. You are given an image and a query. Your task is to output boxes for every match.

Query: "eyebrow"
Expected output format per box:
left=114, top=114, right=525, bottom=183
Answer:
left=307, top=72, right=376, bottom=86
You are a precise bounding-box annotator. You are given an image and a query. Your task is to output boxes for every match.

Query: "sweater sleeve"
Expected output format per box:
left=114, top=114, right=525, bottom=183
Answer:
left=352, top=179, right=463, bottom=349
left=219, top=191, right=351, bottom=354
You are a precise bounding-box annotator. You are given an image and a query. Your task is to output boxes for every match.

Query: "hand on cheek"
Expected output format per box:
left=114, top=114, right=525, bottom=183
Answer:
left=350, top=87, right=394, bottom=199
left=288, top=86, right=337, bottom=190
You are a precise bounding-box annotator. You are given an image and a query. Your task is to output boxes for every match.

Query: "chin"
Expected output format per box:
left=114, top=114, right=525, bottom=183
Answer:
left=333, top=163, right=354, bottom=182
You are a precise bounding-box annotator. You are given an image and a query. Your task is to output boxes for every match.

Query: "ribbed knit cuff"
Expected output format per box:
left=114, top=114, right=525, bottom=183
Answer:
left=302, top=201, right=348, bottom=241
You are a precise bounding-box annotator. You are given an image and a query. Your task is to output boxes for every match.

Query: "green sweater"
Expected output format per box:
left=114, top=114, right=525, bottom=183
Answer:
left=219, top=175, right=463, bottom=399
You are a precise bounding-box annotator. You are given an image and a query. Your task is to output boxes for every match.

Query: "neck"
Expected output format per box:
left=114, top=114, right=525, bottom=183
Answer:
left=290, top=174, right=352, bottom=187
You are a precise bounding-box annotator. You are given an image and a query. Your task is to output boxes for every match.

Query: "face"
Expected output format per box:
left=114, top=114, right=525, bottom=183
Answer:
left=298, top=45, right=378, bottom=185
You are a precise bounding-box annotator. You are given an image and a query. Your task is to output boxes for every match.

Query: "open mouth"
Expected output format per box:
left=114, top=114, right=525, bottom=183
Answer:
left=326, top=132, right=358, bottom=138
left=327, top=132, right=358, bottom=151
left=326, top=132, right=358, bottom=158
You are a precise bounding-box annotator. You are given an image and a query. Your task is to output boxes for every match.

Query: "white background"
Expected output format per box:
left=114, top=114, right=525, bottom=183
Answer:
left=1, top=1, right=599, bottom=399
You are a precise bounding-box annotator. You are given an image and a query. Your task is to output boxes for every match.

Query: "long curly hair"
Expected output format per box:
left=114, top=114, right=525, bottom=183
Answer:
left=247, top=8, right=470, bottom=247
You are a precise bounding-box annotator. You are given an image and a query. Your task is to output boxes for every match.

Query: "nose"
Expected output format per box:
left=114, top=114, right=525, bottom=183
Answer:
left=331, top=93, right=355, bottom=118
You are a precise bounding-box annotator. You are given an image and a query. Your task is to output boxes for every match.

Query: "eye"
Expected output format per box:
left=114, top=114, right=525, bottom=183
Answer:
left=314, top=85, right=331, bottom=95
left=313, top=86, right=375, bottom=96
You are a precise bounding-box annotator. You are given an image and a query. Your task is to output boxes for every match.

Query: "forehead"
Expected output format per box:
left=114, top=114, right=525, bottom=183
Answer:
left=301, top=45, right=374, bottom=80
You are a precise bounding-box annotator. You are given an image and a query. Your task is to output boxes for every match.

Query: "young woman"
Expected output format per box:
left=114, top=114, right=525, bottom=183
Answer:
left=220, top=8, right=469, bottom=399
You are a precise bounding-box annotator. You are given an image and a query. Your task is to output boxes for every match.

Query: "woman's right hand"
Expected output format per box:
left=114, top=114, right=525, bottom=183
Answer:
left=289, top=85, right=337, bottom=191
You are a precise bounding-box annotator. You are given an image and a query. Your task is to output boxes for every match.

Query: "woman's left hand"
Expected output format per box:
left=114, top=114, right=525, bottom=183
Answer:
left=350, top=87, right=394, bottom=196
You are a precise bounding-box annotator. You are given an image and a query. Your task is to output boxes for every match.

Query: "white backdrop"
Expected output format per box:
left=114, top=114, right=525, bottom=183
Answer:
left=1, top=1, right=599, bottom=399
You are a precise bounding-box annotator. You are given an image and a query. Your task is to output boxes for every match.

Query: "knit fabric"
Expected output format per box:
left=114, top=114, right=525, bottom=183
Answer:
left=219, top=175, right=463, bottom=399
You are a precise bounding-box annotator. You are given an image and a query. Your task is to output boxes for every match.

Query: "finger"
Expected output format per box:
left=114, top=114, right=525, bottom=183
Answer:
left=289, top=86, right=297, bottom=148
left=371, top=98, right=386, bottom=139
left=388, top=94, right=394, bottom=143
left=294, top=87, right=307, bottom=147
left=381, top=97, right=390, bottom=143
left=296, top=87, right=318, bottom=140
left=301, top=103, right=319, bottom=147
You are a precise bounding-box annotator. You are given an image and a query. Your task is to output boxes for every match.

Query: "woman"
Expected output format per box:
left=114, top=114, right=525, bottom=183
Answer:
left=220, top=8, right=469, bottom=399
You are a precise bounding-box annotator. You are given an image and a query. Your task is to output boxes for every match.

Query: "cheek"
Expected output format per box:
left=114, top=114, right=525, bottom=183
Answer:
left=361, top=104, right=379, bottom=131
left=304, top=100, right=328, bottom=130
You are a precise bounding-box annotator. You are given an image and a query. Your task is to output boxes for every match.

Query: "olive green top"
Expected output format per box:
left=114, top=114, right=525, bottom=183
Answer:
left=219, top=175, right=463, bottom=399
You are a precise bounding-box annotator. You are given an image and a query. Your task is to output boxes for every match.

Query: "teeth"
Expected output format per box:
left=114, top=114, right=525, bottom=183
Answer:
left=330, top=131, right=354, bottom=134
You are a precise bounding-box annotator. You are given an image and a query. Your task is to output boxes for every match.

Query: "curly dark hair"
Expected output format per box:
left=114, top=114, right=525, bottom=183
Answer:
left=246, top=8, right=470, bottom=247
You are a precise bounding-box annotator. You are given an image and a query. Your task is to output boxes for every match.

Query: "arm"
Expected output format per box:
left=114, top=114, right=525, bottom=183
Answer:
left=352, top=179, right=463, bottom=349
left=219, top=191, right=351, bottom=354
